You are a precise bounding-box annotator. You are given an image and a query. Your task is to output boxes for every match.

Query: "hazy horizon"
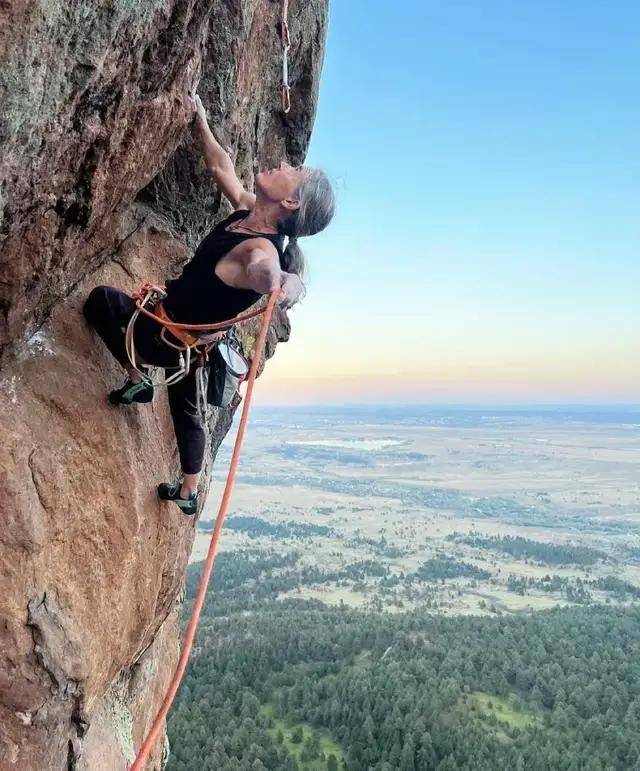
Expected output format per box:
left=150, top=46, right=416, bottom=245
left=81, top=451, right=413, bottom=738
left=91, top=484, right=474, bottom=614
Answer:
left=251, top=401, right=640, bottom=409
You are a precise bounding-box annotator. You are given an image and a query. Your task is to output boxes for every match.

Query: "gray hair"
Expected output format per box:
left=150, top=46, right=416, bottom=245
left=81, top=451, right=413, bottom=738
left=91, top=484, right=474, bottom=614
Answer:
left=278, top=168, right=336, bottom=280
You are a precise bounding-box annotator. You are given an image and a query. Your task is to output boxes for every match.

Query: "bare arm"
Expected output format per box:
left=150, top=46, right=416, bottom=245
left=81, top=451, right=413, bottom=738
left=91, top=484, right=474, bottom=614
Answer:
left=245, top=250, right=306, bottom=309
left=222, top=243, right=305, bottom=309
left=245, top=249, right=282, bottom=294
left=190, top=94, right=256, bottom=210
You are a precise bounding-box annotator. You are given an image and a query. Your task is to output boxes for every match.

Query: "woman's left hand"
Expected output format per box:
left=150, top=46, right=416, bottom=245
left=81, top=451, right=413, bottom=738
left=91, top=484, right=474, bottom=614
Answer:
left=279, top=273, right=305, bottom=309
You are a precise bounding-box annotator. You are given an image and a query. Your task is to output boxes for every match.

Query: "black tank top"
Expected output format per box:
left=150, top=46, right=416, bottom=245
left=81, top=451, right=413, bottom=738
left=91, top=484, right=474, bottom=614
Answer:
left=163, top=210, right=285, bottom=325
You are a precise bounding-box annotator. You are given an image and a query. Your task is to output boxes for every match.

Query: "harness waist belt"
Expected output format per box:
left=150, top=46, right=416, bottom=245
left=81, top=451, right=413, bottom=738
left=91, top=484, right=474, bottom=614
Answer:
left=156, top=303, right=200, bottom=348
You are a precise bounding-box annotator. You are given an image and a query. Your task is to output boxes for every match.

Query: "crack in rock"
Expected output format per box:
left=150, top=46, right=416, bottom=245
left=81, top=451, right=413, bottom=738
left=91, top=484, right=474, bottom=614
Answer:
left=27, top=593, right=90, bottom=766
left=27, top=593, right=87, bottom=698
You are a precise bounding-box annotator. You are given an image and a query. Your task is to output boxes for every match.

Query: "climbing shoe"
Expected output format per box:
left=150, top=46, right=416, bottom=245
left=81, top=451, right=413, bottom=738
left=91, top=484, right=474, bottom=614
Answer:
left=109, top=378, right=154, bottom=405
left=157, top=480, right=198, bottom=516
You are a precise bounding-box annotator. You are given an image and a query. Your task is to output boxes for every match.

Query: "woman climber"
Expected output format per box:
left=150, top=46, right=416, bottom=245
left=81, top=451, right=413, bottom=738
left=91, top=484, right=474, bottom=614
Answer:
left=83, top=93, right=335, bottom=516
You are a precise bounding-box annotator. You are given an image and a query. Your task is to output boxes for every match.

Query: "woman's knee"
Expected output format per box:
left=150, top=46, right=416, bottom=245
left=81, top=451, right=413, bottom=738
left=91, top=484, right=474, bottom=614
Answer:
left=173, top=409, right=205, bottom=438
left=82, top=285, right=110, bottom=327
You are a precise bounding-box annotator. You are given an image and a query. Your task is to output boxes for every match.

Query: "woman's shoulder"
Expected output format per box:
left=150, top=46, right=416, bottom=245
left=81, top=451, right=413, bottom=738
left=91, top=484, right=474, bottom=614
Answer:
left=217, top=208, right=251, bottom=229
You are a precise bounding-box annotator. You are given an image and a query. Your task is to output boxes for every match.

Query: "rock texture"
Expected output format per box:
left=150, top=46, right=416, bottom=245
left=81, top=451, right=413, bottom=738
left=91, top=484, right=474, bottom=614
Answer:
left=0, top=1, right=328, bottom=768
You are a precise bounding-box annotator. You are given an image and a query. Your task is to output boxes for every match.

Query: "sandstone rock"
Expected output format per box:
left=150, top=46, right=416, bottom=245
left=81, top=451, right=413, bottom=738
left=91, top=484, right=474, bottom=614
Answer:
left=0, top=1, right=328, bottom=768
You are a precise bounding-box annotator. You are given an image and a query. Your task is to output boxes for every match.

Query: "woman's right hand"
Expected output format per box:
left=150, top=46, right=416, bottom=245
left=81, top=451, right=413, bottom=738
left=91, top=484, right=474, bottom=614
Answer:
left=189, top=92, right=208, bottom=125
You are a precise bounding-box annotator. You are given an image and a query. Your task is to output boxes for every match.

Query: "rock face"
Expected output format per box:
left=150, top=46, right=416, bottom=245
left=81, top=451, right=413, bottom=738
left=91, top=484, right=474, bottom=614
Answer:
left=0, top=1, right=328, bottom=768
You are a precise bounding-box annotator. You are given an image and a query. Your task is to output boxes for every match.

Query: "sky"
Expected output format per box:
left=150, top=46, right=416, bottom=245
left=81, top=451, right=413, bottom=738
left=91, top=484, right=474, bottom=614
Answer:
left=257, top=0, right=639, bottom=406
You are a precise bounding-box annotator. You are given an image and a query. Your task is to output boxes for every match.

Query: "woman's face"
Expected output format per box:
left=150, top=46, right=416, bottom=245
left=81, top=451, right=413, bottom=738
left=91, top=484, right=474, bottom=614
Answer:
left=256, top=162, right=306, bottom=206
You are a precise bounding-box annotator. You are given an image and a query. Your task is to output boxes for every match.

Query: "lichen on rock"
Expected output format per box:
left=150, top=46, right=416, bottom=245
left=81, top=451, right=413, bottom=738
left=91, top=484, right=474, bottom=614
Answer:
left=0, top=1, right=328, bottom=767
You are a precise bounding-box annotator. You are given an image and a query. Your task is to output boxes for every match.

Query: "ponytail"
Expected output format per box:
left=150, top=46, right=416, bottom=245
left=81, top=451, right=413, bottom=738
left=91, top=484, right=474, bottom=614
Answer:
left=278, top=167, right=335, bottom=283
left=281, top=236, right=306, bottom=279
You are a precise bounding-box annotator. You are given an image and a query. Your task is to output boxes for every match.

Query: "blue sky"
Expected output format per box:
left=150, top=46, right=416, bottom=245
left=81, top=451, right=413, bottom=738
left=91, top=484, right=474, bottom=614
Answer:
left=259, top=0, right=639, bottom=405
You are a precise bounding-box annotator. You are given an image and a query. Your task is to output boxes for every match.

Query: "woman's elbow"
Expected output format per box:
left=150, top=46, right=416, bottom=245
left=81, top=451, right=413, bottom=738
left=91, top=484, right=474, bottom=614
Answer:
left=246, top=264, right=281, bottom=294
left=261, top=274, right=282, bottom=295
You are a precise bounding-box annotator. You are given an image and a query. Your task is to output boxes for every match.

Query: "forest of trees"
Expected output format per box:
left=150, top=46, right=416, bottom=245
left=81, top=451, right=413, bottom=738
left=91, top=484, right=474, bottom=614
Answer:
left=167, top=553, right=640, bottom=770
left=591, top=576, right=640, bottom=600
left=411, top=556, right=492, bottom=582
left=449, top=534, right=609, bottom=566
left=507, top=573, right=640, bottom=603
left=506, top=573, right=592, bottom=603
left=198, top=516, right=335, bottom=539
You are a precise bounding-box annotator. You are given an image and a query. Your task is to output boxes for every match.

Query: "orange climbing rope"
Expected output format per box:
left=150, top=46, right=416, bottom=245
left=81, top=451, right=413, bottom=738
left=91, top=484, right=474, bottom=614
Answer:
left=130, top=288, right=280, bottom=770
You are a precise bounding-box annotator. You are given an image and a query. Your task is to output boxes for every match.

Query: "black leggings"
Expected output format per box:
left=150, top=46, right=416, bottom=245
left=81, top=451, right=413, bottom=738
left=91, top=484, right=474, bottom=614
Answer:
left=83, top=285, right=205, bottom=475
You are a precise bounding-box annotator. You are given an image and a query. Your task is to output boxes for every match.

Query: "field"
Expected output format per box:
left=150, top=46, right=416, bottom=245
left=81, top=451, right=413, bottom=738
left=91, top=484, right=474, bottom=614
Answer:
left=260, top=704, right=344, bottom=770
left=467, top=692, right=541, bottom=729
left=192, top=406, right=640, bottom=618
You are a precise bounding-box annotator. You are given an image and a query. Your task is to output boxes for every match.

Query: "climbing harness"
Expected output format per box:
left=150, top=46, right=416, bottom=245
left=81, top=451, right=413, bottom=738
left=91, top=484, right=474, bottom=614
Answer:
left=125, top=285, right=192, bottom=387
left=130, top=289, right=279, bottom=770
left=124, top=282, right=268, bottom=391
left=280, top=0, right=291, bottom=113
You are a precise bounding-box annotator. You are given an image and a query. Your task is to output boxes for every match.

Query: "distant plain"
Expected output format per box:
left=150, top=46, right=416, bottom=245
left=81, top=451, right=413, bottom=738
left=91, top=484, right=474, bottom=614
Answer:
left=193, top=406, right=640, bottom=617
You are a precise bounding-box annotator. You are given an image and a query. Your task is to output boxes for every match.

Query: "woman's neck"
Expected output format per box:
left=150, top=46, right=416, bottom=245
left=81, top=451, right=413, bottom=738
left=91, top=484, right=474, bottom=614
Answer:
left=240, top=201, right=279, bottom=234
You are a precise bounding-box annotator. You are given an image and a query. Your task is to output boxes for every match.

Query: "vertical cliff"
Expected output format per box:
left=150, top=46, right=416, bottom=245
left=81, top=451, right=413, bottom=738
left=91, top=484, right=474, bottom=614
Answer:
left=0, top=1, right=328, bottom=768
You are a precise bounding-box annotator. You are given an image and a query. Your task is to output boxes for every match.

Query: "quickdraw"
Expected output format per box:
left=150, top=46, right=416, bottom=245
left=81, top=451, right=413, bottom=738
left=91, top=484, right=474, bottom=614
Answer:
left=280, top=0, right=291, bottom=113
